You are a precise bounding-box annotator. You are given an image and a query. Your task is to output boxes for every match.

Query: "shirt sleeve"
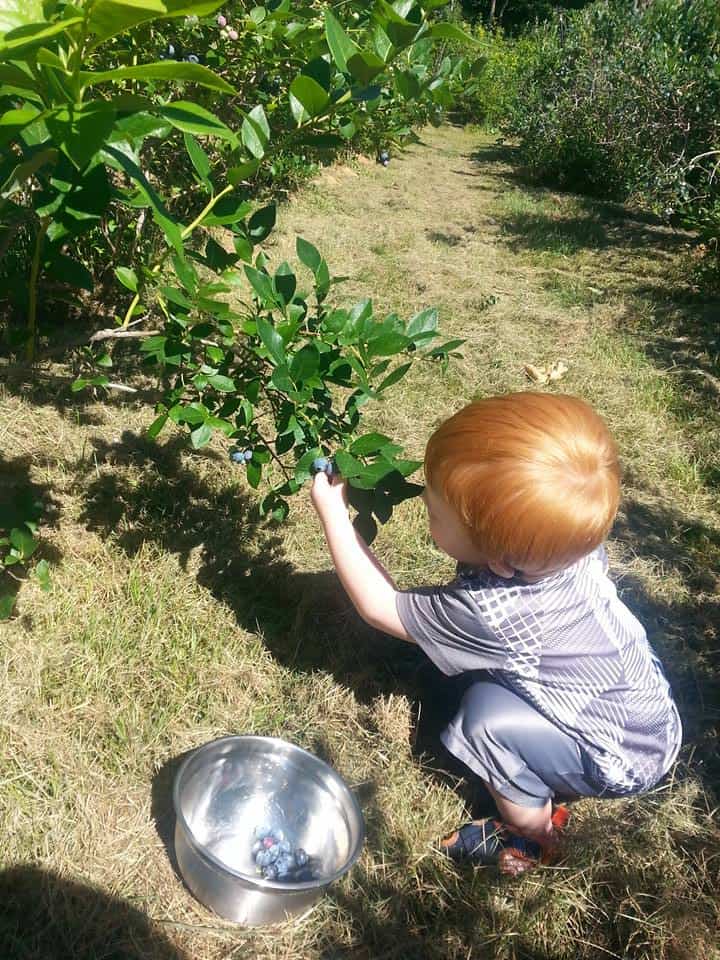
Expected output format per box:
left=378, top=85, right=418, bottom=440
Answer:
left=395, top=582, right=508, bottom=676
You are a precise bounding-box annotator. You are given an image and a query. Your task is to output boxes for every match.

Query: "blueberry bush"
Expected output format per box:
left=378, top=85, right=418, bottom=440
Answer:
left=470, top=0, right=720, bottom=282
left=0, top=1, right=478, bottom=612
left=0, top=0, right=478, bottom=359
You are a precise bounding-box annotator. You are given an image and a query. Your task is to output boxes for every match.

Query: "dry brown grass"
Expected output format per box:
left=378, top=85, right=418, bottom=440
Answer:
left=1, top=125, right=719, bottom=960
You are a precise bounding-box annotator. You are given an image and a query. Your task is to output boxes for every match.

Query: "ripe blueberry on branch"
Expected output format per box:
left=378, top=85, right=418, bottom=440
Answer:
left=311, top=457, right=334, bottom=477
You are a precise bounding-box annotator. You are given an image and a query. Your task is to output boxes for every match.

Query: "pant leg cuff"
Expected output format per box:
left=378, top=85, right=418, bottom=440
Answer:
left=441, top=725, right=551, bottom=810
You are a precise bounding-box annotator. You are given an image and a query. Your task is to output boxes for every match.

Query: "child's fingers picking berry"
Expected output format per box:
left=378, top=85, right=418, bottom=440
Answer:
left=310, top=470, right=348, bottom=525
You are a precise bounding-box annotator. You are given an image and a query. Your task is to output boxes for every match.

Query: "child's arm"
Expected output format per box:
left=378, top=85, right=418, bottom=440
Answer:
left=310, top=472, right=412, bottom=642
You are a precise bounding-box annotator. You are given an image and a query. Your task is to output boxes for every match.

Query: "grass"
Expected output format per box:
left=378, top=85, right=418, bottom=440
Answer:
left=1, top=125, right=720, bottom=960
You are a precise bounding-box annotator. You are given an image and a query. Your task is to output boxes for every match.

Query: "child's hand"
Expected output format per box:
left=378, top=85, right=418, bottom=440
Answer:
left=310, top=471, right=349, bottom=528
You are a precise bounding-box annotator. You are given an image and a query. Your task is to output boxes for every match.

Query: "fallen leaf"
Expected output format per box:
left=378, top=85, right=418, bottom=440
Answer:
left=548, top=361, right=569, bottom=381
left=524, top=363, right=549, bottom=384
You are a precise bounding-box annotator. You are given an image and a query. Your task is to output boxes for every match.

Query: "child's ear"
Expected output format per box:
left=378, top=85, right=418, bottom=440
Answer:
left=487, top=558, right=516, bottom=578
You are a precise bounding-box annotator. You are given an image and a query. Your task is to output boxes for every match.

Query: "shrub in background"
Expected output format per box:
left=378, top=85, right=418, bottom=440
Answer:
left=472, top=0, right=720, bottom=280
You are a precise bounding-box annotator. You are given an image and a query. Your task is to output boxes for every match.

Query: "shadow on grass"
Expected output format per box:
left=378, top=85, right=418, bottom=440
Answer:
left=465, top=140, right=692, bottom=258
left=613, top=495, right=720, bottom=784
left=623, top=280, right=720, bottom=445
left=77, top=430, right=496, bottom=816
left=0, top=864, right=189, bottom=959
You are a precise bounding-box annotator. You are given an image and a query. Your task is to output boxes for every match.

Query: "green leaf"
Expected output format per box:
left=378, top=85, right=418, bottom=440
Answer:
left=10, top=526, right=36, bottom=560
left=289, top=75, right=330, bottom=126
left=396, top=69, right=420, bottom=100
left=0, top=146, right=55, bottom=200
left=0, top=106, right=42, bottom=149
left=34, top=558, right=51, bottom=591
left=270, top=364, right=293, bottom=392
left=378, top=361, right=411, bottom=391
left=86, top=0, right=166, bottom=42
left=204, top=237, right=237, bottom=271
left=334, top=450, right=363, bottom=478
left=115, top=266, right=138, bottom=292
left=201, top=196, right=252, bottom=227
left=244, top=265, right=277, bottom=306
left=246, top=460, right=262, bottom=488
left=46, top=102, right=117, bottom=170
left=207, top=374, right=236, bottom=392
left=388, top=457, right=422, bottom=477
left=111, top=110, right=172, bottom=147
left=353, top=511, right=377, bottom=543
left=290, top=343, right=319, bottom=382
left=350, top=432, right=393, bottom=456
left=274, top=261, right=296, bottom=305
left=256, top=316, right=285, bottom=365
left=241, top=104, right=270, bottom=159
left=350, top=459, right=397, bottom=489
left=103, top=144, right=183, bottom=255
left=0, top=592, right=16, bottom=620
left=366, top=330, right=410, bottom=357
left=80, top=61, right=235, bottom=94
left=85, top=0, right=226, bottom=45
left=296, top=236, right=322, bottom=273
left=324, top=8, right=359, bottom=73
left=294, top=448, right=322, bottom=484
left=0, top=17, right=83, bottom=59
left=233, top=233, right=253, bottom=262
left=228, top=159, right=261, bottom=184
left=184, top=132, right=211, bottom=184
left=347, top=51, right=386, bottom=86
left=190, top=422, right=213, bottom=449
left=428, top=338, right=465, bottom=357
left=0, top=0, right=43, bottom=35
left=247, top=203, right=276, bottom=242
left=427, top=22, right=478, bottom=44
left=406, top=306, right=438, bottom=338
left=159, top=101, right=236, bottom=142
left=44, top=254, right=93, bottom=291
left=147, top=412, right=168, bottom=438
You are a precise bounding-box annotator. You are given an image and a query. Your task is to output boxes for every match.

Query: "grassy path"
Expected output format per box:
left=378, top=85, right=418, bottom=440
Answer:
left=1, top=125, right=719, bottom=960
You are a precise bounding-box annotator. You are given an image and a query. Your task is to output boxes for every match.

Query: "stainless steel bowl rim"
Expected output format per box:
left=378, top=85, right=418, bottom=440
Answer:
left=173, top=734, right=365, bottom=892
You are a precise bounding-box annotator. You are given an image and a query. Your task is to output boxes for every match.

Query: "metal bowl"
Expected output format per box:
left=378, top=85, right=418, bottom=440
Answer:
left=173, top=735, right=365, bottom=925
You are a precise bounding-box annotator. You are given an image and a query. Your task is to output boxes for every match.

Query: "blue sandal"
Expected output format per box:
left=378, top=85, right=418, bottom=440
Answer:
left=440, top=817, right=562, bottom=875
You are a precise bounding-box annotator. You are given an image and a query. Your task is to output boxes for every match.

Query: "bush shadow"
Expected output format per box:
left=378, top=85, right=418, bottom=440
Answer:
left=77, top=431, right=484, bottom=803
left=621, top=280, right=720, bottom=436
left=465, top=141, right=693, bottom=258
left=613, top=493, right=720, bottom=784
left=0, top=864, right=189, bottom=959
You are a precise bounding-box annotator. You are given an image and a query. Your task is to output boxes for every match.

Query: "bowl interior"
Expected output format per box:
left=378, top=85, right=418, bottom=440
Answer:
left=176, top=737, right=363, bottom=882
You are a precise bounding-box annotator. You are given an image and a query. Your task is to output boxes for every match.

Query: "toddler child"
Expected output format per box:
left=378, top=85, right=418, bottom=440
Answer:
left=310, top=392, right=681, bottom=875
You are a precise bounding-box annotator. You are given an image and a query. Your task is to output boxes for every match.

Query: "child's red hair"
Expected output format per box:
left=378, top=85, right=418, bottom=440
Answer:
left=425, top=393, right=621, bottom=575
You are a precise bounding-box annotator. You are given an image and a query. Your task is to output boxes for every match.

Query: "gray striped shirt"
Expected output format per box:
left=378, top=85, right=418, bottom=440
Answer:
left=396, top=546, right=682, bottom=793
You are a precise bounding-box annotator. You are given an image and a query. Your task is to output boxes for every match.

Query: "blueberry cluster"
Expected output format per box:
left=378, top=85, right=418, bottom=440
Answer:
left=311, top=457, right=334, bottom=476
left=158, top=43, right=200, bottom=63
left=230, top=448, right=253, bottom=464
left=378, top=150, right=390, bottom=167
left=252, top=826, right=314, bottom=882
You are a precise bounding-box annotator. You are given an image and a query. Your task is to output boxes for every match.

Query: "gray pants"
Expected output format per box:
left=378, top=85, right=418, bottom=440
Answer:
left=442, top=680, right=611, bottom=809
